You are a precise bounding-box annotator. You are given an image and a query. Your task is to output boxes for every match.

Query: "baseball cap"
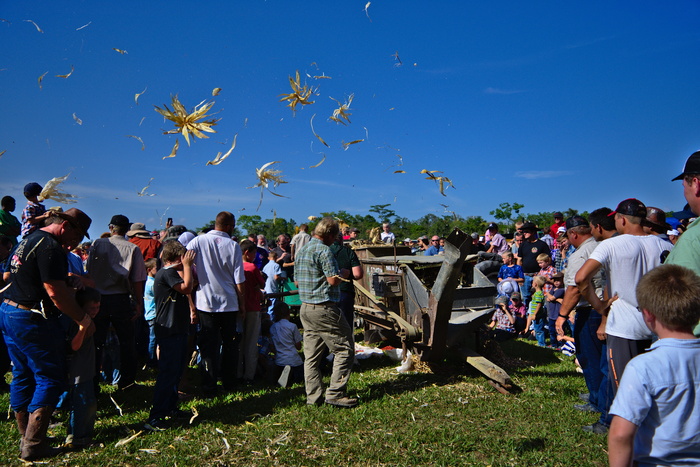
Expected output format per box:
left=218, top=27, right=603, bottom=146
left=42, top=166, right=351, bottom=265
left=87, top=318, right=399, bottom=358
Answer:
left=672, top=150, right=700, bottom=181
left=553, top=212, right=563, bottom=218
left=23, top=182, right=43, bottom=197
left=565, top=215, right=588, bottom=231
left=109, top=214, right=130, bottom=226
left=487, top=222, right=498, bottom=230
left=609, top=199, right=646, bottom=218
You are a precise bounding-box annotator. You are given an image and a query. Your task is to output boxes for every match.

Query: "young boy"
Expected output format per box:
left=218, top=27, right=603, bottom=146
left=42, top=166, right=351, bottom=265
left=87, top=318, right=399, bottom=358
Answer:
left=608, top=264, right=700, bottom=467
left=270, top=301, right=303, bottom=387
left=497, top=251, right=524, bottom=285
left=545, top=272, right=565, bottom=348
left=145, top=241, right=195, bottom=431
left=509, top=292, right=527, bottom=333
left=62, top=287, right=101, bottom=449
left=524, top=275, right=547, bottom=346
left=238, top=240, right=266, bottom=383
left=20, top=182, right=51, bottom=238
left=488, top=295, right=517, bottom=341
left=143, top=258, right=158, bottom=367
left=262, top=250, right=283, bottom=316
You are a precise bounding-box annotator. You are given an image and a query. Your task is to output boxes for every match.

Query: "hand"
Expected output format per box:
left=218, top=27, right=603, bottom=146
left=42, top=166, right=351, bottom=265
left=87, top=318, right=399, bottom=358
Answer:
left=190, top=309, right=199, bottom=325
left=596, top=321, right=606, bottom=341
left=555, top=316, right=567, bottom=336
left=182, top=250, right=196, bottom=267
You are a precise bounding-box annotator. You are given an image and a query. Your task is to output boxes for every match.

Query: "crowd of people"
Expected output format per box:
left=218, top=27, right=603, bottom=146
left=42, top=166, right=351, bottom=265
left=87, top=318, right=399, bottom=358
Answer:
left=1, top=151, right=700, bottom=464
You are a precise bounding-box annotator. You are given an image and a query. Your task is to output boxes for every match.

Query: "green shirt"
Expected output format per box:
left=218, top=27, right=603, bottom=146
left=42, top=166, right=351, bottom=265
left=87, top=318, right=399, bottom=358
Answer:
left=0, top=209, right=21, bottom=245
left=329, top=241, right=361, bottom=294
left=665, top=217, right=700, bottom=335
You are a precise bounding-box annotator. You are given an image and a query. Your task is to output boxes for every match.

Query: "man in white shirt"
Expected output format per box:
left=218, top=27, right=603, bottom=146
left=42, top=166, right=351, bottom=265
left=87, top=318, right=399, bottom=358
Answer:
left=186, top=211, right=246, bottom=396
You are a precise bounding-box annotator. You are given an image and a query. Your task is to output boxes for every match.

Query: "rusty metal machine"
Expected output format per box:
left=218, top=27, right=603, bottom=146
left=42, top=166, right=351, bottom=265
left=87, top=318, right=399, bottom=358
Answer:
left=352, top=228, right=513, bottom=392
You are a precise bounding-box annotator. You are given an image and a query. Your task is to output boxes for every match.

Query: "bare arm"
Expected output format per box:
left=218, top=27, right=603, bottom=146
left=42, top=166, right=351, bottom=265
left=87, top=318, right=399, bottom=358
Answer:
left=173, top=251, right=196, bottom=295
left=44, top=280, right=87, bottom=322
left=574, top=259, right=608, bottom=315
left=556, top=285, right=581, bottom=335
left=351, top=265, right=363, bottom=280
left=608, top=416, right=637, bottom=467
left=236, top=282, right=246, bottom=314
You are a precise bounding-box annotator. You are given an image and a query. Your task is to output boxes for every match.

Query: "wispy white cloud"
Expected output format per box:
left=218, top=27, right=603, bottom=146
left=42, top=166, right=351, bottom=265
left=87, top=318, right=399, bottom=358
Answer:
left=515, top=171, right=573, bottom=179
left=484, top=87, right=525, bottom=95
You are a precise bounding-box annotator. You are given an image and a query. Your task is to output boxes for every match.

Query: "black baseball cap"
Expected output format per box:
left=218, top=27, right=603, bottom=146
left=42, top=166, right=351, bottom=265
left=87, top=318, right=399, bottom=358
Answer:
left=609, top=199, right=646, bottom=218
left=672, top=150, right=700, bottom=181
left=553, top=212, right=563, bottom=218
left=565, top=215, right=588, bottom=231
left=109, top=214, right=130, bottom=226
left=23, top=182, right=42, bottom=197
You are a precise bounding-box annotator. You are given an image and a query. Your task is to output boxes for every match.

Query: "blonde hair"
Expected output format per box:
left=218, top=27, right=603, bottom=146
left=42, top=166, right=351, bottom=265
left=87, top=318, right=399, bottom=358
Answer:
left=532, top=275, right=546, bottom=288
left=536, top=253, right=551, bottom=263
left=313, top=217, right=340, bottom=239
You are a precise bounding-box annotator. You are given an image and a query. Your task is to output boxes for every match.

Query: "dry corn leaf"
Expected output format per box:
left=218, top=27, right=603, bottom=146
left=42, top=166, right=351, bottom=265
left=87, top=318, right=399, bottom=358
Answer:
left=189, top=407, right=199, bottom=425
left=249, top=161, right=288, bottom=210
left=56, top=65, right=74, bottom=79
left=0, top=150, right=6, bottom=158
left=139, top=449, right=159, bottom=454
left=270, top=431, right=290, bottom=445
left=420, top=169, right=455, bottom=196
left=24, top=19, right=43, bottom=33
left=206, top=134, right=237, bottom=166
left=364, top=2, right=372, bottom=21
left=155, top=95, right=220, bottom=146
left=75, top=21, right=91, bottom=31
left=137, top=178, right=155, bottom=197
left=308, top=216, right=317, bottom=221
left=313, top=74, right=331, bottom=80
left=72, top=113, right=82, bottom=125
left=109, top=395, right=123, bottom=416
left=279, top=70, right=317, bottom=114
left=163, top=139, right=179, bottom=160
left=310, top=114, right=329, bottom=148
left=115, top=430, right=143, bottom=447
left=392, top=51, right=402, bottom=67
left=309, top=154, right=326, bottom=168
left=0, top=18, right=11, bottom=25
left=212, top=87, right=222, bottom=96
left=126, top=135, right=145, bottom=151
left=329, top=94, right=353, bottom=125
left=135, top=87, right=147, bottom=105
left=39, top=174, right=78, bottom=204
left=139, top=116, right=146, bottom=126
left=112, top=48, right=128, bottom=54
left=37, top=71, right=48, bottom=89
left=341, top=139, right=364, bottom=151
left=394, top=170, right=405, bottom=174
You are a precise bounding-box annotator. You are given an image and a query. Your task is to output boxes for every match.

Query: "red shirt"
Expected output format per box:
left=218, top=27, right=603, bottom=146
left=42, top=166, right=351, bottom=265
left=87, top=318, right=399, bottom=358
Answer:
left=243, top=261, right=265, bottom=312
left=549, top=221, right=566, bottom=239
left=129, top=236, right=162, bottom=260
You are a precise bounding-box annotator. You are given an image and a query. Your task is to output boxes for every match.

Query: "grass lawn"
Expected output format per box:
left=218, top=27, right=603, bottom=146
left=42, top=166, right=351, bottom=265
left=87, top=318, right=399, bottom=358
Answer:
left=0, top=338, right=608, bottom=466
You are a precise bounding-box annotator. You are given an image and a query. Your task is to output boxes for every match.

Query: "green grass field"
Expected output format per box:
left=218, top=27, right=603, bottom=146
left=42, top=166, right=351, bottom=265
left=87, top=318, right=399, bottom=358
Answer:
left=0, top=338, right=608, bottom=466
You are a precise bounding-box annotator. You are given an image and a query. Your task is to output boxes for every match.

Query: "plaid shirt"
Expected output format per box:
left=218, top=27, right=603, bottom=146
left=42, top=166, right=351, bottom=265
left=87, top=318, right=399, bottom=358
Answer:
left=20, top=201, right=46, bottom=238
left=538, top=265, right=556, bottom=294
left=294, top=237, right=340, bottom=304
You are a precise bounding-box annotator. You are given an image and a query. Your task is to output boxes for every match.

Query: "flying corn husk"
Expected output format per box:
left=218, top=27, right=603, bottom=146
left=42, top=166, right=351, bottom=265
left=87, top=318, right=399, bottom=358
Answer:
left=212, top=87, right=222, bottom=96
left=341, top=139, right=364, bottom=151
left=308, top=216, right=317, bottom=221
left=115, top=430, right=143, bottom=447
left=189, top=407, right=199, bottom=425
left=392, top=51, right=402, bottom=67
left=56, top=65, right=74, bottom=78
left=39, top=174, right=78, bottom=204
left=310, top=114, right=329, bottom=148
left=72, top=113, right=82, bottom=125
left=0, top=150, right=6, bottom=158
left=24, top=19, right=43, bottom=33
left=249, top=161, right=288, bottom=210
left=38, top=71, right=48, bottom=89
left=206, top=134, right=237, bottom=166
left=364, top=2, right=372, bottom=21
left=313, top=74, right=331, bottom=80
left=394, top=170, right=405, bottom=174
left=137, top=178, right=155, bottom=196
left=163, top=139, right=179, bottom=160
left=139, top=116, right=146, bottom=126
left=155, top=95, right=220, bottom=146
left=420, top=169, right=455, bottom=196
left=309, top=154, right=326, bottom=168
left=75, top=21, right=91, bottom=31
left=126, top=135, right=145, bottom=150
left=279, top=70, right=317, bottom=114
left=329, top=94, right=353, bottom=125
left=0, top=18, right=11, bottom=25
left=112, top=48, right=127, bottom=54
left=135, top=87, right=147, bottom=105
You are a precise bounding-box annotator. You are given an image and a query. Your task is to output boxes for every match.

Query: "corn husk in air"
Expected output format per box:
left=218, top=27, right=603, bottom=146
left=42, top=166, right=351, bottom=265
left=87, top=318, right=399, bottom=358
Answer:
left=155, top=95, right=220, bottom=146
left=39, top=174, right=78, bottom=204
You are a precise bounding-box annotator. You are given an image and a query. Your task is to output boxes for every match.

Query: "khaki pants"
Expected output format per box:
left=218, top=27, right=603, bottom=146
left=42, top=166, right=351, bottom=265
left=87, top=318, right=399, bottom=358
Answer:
left=299, top=302, right=353, bottom=404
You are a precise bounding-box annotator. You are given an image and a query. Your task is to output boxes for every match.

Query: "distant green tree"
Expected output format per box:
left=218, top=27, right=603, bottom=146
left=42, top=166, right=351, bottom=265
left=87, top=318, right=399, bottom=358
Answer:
left=489, top=202, right=525, bottom=227
left=369, top=204, right=396, bottom=223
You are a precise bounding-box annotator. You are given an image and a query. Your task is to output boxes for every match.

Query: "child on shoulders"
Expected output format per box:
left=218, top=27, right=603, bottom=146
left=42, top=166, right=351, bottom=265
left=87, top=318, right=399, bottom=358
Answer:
left=20, top=182, right=51, bottom=238
left=608, top=264, right=700, bottom=467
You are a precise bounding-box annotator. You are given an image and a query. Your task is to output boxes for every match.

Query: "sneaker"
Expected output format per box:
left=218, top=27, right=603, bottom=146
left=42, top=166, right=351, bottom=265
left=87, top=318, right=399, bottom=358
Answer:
left=582, top=421, right=608, bottom=434
left=325, top=396, right=358, bottom=408
left=579, top=393, right=590, bottom=402
left=144, top=418, right=170, bottom=432
left=278, top=365, right=291, bottom=387
left=574, top=403, right=599, bottom=413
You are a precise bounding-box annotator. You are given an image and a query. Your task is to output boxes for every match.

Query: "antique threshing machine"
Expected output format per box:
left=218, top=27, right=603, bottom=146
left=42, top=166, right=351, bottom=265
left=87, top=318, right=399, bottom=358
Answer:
left=352, top=228, right=513, bottom=393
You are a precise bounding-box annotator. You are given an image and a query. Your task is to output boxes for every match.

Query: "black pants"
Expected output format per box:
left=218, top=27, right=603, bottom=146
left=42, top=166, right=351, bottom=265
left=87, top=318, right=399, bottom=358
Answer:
left=198, top=311, right=240, bottom=394
left=94, top=294, right=137, bottom=390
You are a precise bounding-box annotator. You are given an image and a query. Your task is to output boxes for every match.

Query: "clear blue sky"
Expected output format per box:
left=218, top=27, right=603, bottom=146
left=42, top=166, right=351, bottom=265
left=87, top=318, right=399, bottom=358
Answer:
left=1, top=1, right=699, bottom=238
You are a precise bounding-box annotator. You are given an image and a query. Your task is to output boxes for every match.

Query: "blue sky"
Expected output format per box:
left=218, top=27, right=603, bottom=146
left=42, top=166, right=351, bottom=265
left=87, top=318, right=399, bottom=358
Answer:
left=1, top=1, right=699, bottom=238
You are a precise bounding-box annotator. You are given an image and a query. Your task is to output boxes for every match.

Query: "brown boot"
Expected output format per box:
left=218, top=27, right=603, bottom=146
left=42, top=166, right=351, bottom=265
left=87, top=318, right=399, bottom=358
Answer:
left=15, top=411, right=28, bottom=452
left=20, top=407, right=61, bottom=461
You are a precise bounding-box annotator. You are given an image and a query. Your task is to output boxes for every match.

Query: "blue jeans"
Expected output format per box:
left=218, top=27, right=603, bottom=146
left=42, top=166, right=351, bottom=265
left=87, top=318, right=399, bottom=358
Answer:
left=574, top=308, right=607, bottom=414
left=0, top=303, right=66, bottom=412
left=533, top=316, right=546, bottom=347
left=147, top=319, right=157, bottom=364
left=521, top=275, right=533, bottom=306
left=66, top=381, right=96, bottom=442
left=149, top=332, right=188, bottom=420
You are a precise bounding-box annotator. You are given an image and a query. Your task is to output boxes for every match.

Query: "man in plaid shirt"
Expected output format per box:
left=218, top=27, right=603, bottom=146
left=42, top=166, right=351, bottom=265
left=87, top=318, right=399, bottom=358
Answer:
left=295, top=217, right=357, bottom=408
